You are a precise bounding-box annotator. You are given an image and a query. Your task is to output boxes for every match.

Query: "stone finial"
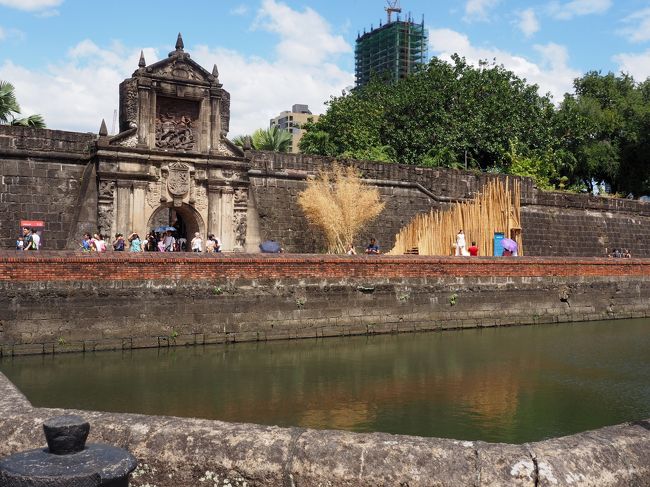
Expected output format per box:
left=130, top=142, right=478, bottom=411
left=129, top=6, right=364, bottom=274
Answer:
left=175, top=32, right=184, bottom=51
left=43, top=415, right=89, bottom=455
left=138, top=50, right=146, bottom=68
left=99, top=119, right=108, bottom=137
left=212, top=64, right=219, bottom=79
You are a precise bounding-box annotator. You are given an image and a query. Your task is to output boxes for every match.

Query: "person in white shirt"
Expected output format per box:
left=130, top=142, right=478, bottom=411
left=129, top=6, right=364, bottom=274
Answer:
left=31, top=229, right=41, bottom=250
left=191, top=232, right=203, bottom=252
left=163, top=231, right=175, bottom=252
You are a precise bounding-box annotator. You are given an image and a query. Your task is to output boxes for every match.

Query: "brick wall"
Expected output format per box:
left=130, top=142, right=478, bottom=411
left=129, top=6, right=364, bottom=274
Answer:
left=1, top=253, right=649, bottom=355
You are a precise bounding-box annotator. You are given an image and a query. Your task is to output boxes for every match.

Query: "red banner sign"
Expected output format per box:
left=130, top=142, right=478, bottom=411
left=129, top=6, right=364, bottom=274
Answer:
left=20, top=220, right=45, bottom=228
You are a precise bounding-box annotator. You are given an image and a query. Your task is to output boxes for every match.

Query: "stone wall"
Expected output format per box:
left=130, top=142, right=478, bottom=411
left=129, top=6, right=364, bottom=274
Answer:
left=1, top=252, right=650, bottom=355
left=3, top=125, right=650, bottom=257
left=247, top=150, right=650, bottom=256
left=0, top=126, right=95, bottom=250
left=0, top=372, right=648, bottom=486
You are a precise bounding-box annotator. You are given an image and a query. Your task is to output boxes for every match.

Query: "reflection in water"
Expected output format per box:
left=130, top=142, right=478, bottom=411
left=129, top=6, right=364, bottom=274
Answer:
left=1, top=319, right=649, bottom=444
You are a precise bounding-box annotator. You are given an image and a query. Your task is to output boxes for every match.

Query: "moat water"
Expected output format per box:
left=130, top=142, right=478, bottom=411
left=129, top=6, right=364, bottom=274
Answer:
left=1, top=319, right=649, bottom=444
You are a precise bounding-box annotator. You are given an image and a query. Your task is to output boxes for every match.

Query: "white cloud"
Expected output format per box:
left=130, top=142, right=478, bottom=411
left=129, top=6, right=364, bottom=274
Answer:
left=464, top=0, right=501, bottom=21
left=230, top=4, right=249, bottom=16
left=0, top=1, right=353, bottom=136
left=428, top=28, right=580, bottom=101
left=613, top=50, right=650, bottom=81
left=253, top=0, right=350, bottom=65
left=0, top=42, right=158, bottom=133
left=619, top=7, right=650, bottom=43
left=0, top=0, right=62, bottom=11
left=515, top=8, right=540, bottom=37
left=548, top=0, right=611, bottom=20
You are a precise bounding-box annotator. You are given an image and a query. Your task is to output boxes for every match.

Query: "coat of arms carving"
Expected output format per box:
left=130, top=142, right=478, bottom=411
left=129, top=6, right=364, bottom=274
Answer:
left=167, top=163, right=191, bottom=196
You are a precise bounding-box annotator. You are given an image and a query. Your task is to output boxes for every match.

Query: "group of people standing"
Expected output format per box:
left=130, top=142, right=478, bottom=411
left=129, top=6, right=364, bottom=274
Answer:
left=80, top=231, right=222, bottom=253
left=16, top=227, right=41, bottom=251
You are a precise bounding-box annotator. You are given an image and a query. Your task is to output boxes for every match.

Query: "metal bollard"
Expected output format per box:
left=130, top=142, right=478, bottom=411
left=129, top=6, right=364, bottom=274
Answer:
left=0, top=415, right=137, bottom=486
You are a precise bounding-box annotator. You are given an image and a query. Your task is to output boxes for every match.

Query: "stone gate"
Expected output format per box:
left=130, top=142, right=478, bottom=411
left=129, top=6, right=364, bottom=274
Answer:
left=96, top=33, right=249, bottom=250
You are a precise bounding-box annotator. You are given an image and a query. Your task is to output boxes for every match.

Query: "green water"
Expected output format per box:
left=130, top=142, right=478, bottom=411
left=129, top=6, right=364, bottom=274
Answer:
left=1, top=319, right=649, bottom=444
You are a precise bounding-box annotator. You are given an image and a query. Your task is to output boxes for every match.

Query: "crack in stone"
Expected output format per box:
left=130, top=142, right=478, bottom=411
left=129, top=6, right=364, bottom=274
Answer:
left=283, top=427, right=306, bottom=487
left=531, top=452, right=540, bottom=487
left=474, top=446, right=481, bottom=487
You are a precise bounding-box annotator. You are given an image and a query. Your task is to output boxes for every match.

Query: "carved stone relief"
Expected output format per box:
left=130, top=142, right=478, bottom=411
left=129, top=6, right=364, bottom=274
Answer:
left=234, top=212, right=247, bottom=247
left=146, top=182, right=161, bottom=209
left=155, top=96, right=199, bottom=150
left=194, top=184, right=208, bottom=212
left=234, top=187, right=247, bottom=206
left=167, top=162, right=191, bottom=196
left=97, top=180, right=115, bottom=235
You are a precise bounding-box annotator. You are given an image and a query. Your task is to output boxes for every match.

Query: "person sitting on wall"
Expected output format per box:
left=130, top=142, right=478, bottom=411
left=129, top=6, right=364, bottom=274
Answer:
left=191, top=232, right=203, bottom=253
left=16, top=236, right=24, bottom=251
left=468, top=241, right=479, bottom=256
left=502, top=248, right=513, bottom=257
left=22, top=228, right=34, bottom=251
left=624, top=249, right=632, bottom=258
left=347, top=243, right=357, bottom=255
left=113, top=233, right=125, bottom=251
left=80, top=233, right=91, bottom=251
left=163, top=231, right=175, bottom=252
left=365, top=238, right=380, bottom=255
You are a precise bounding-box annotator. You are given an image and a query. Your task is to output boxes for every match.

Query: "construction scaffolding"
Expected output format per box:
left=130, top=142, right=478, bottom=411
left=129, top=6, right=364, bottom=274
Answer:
left=389, top=178, right=524, bottom=256
left=355, top=17, right=428, bottom=87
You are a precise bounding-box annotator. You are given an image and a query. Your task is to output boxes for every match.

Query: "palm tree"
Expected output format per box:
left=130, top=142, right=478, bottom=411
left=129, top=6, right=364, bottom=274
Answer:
left=0, top=80, right=46, bottom=128
left=232, top=126, right=293, bottom=152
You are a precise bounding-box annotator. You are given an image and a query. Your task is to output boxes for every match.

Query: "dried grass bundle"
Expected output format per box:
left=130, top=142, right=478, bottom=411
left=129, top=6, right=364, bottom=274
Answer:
left=298, top=164, right=385, bottom=253
left=389, top=178, right=523, bottom=256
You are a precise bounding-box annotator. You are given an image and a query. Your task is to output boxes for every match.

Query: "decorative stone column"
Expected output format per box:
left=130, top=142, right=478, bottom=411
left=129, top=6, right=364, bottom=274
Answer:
left=115, top=180, right=133, bottom=235
left=132, top=181, right=148, bottom=237
left=136, top=78, right=153, bottom=148
left=207, top=184, right=223, bottom=239
left=221, top=186, right=235, bottom=251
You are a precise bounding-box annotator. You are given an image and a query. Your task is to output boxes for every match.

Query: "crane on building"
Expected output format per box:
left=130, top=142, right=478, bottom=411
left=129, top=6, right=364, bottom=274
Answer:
left=385, top=0, right=402, bottom=23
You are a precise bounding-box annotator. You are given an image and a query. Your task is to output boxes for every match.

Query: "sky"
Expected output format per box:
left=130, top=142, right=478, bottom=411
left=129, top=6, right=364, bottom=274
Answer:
left=1, top=0, right=649, bottom=137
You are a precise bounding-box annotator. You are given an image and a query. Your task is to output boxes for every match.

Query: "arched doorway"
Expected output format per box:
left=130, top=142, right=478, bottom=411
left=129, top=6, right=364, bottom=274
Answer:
left=147, top=203, right=205, bottom=251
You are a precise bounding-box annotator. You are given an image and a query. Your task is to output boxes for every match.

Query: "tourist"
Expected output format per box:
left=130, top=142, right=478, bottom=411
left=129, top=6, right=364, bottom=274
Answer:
left=205, top=234, right=216, bottom=253
left=468, top=241, right=479, bottom=256
left=502, top=248, right=513, bottom=257
left=347, top=243, right=357, bottom=255
left=455, top=230, right=468, bottom=256
left=163, top=231, right=175, bottom=252
left=157, top=235, right=166, bottom=252
left=80, top=233, right=91, bottom=251
left=16, top=236, right=24, bottom=251
left=191, top=232, right=203, bottom=253
left=177, top=237, right=187, bottom=252
left=365, top=238, right=380, bottom=255
left=22, top=228, right=35, bottom=251
left=31, top=229, right=41, bottom=250
left=611, top=248, right=622, bottom=258
left=112, top=233, right=125, bottom=251
left=147, top=232, right=157, bottom=251
left=93, top=233, right=107, bottom=252
left=214, top=235, right=222, bottom=253
left=128, top=233, right=143, bottom=252
left=624, top=249, right=632, bottom=258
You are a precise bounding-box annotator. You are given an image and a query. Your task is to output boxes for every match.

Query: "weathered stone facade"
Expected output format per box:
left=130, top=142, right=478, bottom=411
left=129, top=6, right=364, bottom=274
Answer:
left=1, top=34, right=650, bottom=255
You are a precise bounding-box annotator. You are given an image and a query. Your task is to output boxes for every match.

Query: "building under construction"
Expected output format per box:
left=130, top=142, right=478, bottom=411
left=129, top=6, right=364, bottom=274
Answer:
left=355, top=5, right=428, bottom=88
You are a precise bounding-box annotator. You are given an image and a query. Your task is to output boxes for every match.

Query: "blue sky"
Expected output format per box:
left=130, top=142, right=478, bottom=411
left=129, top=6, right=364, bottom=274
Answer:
left=1, top=0, right=649, bottom=136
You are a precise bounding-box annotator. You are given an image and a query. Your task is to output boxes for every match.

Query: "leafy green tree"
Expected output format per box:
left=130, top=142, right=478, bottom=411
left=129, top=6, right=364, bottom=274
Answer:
left=556, top=71, right=650, bottom=193
left=0, top=81, right=46, bottom=128
left=300, top=56, right=558, bottom=172
left=233, top=126, right=293, bottom=152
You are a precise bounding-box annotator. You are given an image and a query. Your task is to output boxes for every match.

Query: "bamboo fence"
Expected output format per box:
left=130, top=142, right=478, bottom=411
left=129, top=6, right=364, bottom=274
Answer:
left=389, top=178, right=523, bottom=256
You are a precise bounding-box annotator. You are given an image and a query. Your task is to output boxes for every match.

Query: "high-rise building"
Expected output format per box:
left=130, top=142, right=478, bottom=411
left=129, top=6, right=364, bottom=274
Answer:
left=354, top=13, right=428, bottom=88
left=269, top=104, right=320, bottom=153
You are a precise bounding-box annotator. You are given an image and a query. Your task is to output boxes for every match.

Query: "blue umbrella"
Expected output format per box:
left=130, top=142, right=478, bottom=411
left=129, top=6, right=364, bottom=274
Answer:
left=260, top=240, right=282, bottom=253
left=154, top=226, right=176, bottom=233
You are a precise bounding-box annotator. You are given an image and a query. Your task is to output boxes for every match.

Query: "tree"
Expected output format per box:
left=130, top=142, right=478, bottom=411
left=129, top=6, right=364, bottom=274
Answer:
left=300, top=56, right=558, bottom=171
left=297, top=164, right=385, bottom=253
left=0, top=81, right=46, bottom=128
left=233, top=126, right=293, bottom=152
left=556, top=71, right=650, bottom=193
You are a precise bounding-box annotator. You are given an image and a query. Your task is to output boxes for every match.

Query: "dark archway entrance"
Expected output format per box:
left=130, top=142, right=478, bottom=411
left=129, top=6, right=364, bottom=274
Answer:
left=147, top=203, right=204, bottom=251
